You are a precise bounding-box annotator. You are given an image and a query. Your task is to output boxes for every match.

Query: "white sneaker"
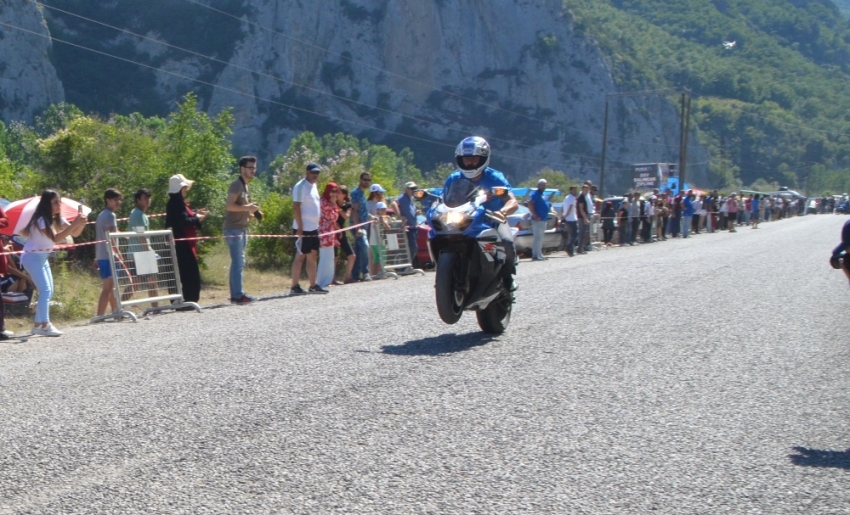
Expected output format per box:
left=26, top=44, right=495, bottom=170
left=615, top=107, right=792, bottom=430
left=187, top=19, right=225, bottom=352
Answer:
left=41, top=324, right=63, bottom=337
left=1, top=330, right=14, bottom=337
left=32, top=324, right=63, bottom=337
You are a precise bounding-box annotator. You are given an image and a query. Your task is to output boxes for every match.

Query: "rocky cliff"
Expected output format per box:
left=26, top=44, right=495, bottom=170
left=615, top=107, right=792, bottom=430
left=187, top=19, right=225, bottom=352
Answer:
left=2, top=0, right=702, bottom=188
left=0, top=0, right=64, bottom=124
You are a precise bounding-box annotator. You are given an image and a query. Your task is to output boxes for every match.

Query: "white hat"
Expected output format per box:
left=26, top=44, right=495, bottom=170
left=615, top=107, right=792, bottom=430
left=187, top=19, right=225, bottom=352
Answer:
left=168, top=174, right=194, bottom=194
left=370, top=184, right=386, bottom=193
left=376, top=202, right=388, bottom=210
left=537, top=179, right=548, bottom=186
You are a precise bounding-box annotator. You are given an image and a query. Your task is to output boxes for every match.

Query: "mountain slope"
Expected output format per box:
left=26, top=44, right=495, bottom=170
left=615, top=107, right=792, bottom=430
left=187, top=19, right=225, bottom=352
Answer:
left=2, top=0, right=849, bottom=192
left=833, top=0, right=850, bottom=18
left=566, top=0, right=850, bottom=190
left=30, top=0, right=699, bottom=188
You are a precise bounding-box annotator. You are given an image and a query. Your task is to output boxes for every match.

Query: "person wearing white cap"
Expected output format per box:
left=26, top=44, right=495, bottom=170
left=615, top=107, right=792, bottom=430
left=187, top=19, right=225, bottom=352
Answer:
left=369, top=201, right=391, bottom=275
left=366, top=183, right=385, bottom=214
left=165, top=174, right=209, bottom=304
left=529, top=179, right=550, bottom=260
left=396, top=181, right=419, bottom=266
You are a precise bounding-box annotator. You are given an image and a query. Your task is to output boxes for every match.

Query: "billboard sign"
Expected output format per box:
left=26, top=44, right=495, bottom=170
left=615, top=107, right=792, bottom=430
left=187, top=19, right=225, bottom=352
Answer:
left=632, top=163, right=677, bottom=190
left=632, top=163, right=659, bottom=190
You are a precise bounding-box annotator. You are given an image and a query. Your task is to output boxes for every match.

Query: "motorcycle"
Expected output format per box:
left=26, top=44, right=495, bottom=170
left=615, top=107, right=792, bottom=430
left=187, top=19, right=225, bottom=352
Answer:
left=418, top=181, right=514, bottom=334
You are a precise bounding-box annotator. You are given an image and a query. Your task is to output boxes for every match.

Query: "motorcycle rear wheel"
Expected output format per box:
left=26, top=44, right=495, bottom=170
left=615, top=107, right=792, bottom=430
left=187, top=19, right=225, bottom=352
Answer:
left=435, top=251, right=464, bottom=324
left=476, top=292, right=512, bottom=334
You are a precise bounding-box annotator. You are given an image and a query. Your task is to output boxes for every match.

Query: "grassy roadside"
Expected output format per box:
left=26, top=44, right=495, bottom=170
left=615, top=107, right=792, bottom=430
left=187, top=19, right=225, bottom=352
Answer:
left=3, top=243, right=289, bottom=331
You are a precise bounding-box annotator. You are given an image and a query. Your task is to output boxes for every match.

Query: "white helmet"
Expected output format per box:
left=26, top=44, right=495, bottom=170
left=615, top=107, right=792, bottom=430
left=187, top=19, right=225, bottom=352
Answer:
left=455, top=136, right=491, bottom=180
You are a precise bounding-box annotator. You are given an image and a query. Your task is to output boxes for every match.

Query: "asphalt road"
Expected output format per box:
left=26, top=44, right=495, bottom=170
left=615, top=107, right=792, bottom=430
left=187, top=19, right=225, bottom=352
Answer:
left=1, top=214, right=848, bottom=514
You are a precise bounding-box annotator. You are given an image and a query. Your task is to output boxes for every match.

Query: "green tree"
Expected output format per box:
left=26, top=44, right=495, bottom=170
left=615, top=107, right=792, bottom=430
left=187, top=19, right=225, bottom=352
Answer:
left=162, top=93, right=235, bottom=225
left=519, top=168, right=574, bottom=198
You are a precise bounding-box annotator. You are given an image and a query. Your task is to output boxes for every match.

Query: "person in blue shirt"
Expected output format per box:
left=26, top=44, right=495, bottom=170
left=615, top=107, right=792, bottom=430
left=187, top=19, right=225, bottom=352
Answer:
left=349, top=172, right=373, bottom=282
left=529, top=178, right=551, bottom=260
left=682, top=190, right=695, bottom=238
left=396, top=181, right=420, bottom=266
left=831, top=218, right=850, bottom=286
left=442, top=136, right=519, bottom=290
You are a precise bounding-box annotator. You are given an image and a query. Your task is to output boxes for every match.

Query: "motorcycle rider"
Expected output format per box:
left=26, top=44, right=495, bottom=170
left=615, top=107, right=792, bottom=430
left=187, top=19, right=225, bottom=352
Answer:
left=442, top=136, right=519, bottom=291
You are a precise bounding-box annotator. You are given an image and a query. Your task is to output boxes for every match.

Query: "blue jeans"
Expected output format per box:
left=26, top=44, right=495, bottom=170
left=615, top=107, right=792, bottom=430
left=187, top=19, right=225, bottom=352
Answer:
left=20, top=252, right=53, bottom=323
left=352, top=229, right=370, bottom=280
left=682, top=215, right=692, bottom=237
left=224, top=229, right=247, bottom=298
left=531, top=220, right=547, bottom=259
left=577, top=219, right=589, bottom=253
left=405, top=226, right=418, bottom=266
left=671, top=216, right=681, bottom=237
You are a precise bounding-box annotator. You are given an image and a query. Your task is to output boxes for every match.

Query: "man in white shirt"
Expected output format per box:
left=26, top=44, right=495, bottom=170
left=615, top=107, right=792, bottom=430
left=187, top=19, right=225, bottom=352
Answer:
left=586, top=183, right=597, bottom=252
left=643, top=197, right=655, bottom=242
left=290, top=162, right=325, bottom=294
left=561, top=186, right=578, bottom=256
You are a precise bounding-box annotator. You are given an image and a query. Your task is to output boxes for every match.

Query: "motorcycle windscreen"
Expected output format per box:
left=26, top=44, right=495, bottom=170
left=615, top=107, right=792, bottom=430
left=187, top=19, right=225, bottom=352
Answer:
left=443, top=179, right=479, bottom=208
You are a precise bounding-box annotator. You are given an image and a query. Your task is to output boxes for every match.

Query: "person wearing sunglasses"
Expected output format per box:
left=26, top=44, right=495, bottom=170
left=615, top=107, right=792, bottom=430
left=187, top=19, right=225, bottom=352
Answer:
left=290, top=162, right=324, bottom=294
left=348, top=172, right=373, bottom=282
left=224, top=156, right=261, bottom=304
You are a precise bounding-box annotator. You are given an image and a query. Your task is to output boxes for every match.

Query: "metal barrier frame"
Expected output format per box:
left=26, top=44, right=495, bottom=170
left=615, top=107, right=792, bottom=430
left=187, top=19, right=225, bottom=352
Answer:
left=90, top=229, right=201, bottom=323
left=370, top=219, right=425, bottom=280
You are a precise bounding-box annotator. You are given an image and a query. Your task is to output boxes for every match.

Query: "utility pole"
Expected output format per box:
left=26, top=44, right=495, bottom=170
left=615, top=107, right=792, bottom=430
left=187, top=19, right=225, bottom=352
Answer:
left=598, top=88, right=684, bottom=197
left=678, top=92, right=692, bottom=193
left=599, top=98, right=610, bottom=198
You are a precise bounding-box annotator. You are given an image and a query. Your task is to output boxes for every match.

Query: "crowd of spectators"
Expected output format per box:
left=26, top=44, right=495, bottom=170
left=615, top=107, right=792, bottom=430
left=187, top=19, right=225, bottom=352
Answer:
left=1, top=155, right=846, bottom=338
left=557, top=185, right=818, bottom=253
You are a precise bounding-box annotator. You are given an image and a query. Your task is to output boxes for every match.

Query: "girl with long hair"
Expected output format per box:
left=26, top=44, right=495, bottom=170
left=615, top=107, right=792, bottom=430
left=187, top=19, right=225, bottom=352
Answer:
left=336, top=185, right=356, bottom=285
left=19, top=190, right=87, bottom=336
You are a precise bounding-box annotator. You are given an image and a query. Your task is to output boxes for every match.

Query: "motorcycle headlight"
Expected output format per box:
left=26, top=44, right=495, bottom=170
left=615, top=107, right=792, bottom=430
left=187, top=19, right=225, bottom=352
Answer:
left=444, top=211, right=467, bottom=226
left=437, top=209, right=473, bottom=231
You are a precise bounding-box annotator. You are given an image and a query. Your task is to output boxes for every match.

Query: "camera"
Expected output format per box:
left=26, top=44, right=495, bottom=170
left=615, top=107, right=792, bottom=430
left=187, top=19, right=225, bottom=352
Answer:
left=254, top=210, right=264, bottom=221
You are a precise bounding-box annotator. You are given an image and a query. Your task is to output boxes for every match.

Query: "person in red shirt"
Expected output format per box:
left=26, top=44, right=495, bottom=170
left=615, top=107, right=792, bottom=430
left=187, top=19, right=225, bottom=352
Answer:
left=315, top=182, right=340, bottom=292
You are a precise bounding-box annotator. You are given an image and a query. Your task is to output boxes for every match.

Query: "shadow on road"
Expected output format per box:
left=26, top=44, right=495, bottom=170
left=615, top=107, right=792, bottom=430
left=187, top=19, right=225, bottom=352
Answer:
left=382, top=332, right=496, bottom=356
left=788, top=446, right=850, bottom=469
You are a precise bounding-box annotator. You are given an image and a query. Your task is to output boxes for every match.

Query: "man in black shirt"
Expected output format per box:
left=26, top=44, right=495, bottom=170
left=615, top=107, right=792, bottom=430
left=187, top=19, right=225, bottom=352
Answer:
left=576, top=184, right=590, bottom=255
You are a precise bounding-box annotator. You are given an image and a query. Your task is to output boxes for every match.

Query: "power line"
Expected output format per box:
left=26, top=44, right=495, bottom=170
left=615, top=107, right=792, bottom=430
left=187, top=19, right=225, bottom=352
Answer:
left=180, top=0, right=704, bottom=153
left=37, top=1, right=603, bottom=161
left=0, top=20, right=615, bottom=172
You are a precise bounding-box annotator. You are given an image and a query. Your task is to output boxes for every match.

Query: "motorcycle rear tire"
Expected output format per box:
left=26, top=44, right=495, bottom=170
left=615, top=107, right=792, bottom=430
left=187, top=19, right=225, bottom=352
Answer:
left=476, top=292, right=512, bottom=334
left=435, top=251, right=464, bottom=324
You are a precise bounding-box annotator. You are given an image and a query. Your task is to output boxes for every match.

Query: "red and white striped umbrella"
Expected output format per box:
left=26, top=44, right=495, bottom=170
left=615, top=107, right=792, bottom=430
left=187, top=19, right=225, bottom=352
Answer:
left=0, top=195, right=91, bottom=236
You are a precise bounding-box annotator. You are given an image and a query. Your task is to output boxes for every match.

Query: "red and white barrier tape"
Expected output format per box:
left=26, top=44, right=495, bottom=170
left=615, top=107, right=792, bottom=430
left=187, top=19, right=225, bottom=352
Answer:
left=85, top=212, right=167, bottom=225
left=169, top=220, right=375, bottom=243
left=1, top=221, right=377, bottom=255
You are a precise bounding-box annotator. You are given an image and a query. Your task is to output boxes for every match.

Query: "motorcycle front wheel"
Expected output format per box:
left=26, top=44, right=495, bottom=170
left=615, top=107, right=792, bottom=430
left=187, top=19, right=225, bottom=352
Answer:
left=435, top=251, right=464, bottom=324
left=476, top=292, right=512, bottom=334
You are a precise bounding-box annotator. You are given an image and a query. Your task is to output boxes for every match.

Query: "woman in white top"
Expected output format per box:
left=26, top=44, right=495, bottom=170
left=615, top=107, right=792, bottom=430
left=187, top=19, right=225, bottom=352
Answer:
left=19, top=191, right=87, bottom=336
